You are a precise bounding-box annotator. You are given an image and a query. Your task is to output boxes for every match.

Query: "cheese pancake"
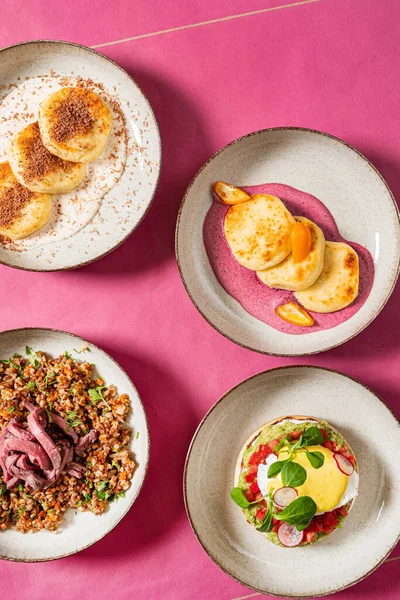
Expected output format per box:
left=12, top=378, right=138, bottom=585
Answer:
left=257, top=217, right=325, bottom=291
left=38, top=87, right=112, bottom=163
left=224, top=194, right=295, bottom=271
left=294, top=241, right=359, bottom=313
left=0, top=162, right=52, bottom=240
left=8, top=122, right=86, bottom=194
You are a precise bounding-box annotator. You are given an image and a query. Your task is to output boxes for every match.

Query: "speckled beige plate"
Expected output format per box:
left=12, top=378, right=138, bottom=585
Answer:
left=184, top=366, right=400, bottom=598
left=0, top=328, right=149, bottom=562
left=0, top=40, right=161, bottom=271
left=176, top=128, right=400, bottom=356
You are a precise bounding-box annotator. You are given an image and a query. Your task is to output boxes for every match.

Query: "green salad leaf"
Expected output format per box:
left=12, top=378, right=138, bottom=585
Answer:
left=230, top=487, right=251, bottom=508
left=306, top=451, right=325, bottom=469
left=274, top=496, right=317, bottom=531
left=257, top=510, right=273, bottom=533
left=302, top=426, right=323, bottom=446
left=267, top=459, right=289, bottom=478
left=281, top=462, right=307, bottom=487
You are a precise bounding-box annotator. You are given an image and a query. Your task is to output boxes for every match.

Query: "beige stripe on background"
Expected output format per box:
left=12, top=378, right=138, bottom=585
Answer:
left=91, top=0, right=320, bottom=49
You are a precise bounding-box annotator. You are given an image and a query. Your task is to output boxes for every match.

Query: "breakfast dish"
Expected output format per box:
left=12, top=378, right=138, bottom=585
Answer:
left=231, top=416, right=358, bottom=547
left=0, top=162, right=52, bottom=240
left=176, top=127, right=400, bottom=355
left=0, top=347, right=135, bottom=533
left=8, top=122, right=87, bottom=194
left=184, top=366, right=400, bottom=597
left=205, top=181, right=372, bottom=334
left=0, top=328, right=149, bottom=561
left=0, top=41, right=161, bottom=271
left=38, top=87, right=112, bottom=163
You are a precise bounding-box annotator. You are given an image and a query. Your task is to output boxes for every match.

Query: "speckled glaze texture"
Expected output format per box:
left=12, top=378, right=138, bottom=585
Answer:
left=184, top=366, right=400, bottom=598
left=0, top=328, right=150, bottom=562
left=176, top=128, right=400, bottom=356
left=0, top=41, right=161, bottom=271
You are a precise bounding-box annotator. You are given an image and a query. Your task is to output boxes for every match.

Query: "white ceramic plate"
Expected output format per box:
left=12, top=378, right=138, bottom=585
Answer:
left=0, top=328, right=150, bottom=562
left=176, top=128, right=400, bottom=356
left=184, top=366, right=400, bottom=598
left=0, top=40, right=161, bottom=271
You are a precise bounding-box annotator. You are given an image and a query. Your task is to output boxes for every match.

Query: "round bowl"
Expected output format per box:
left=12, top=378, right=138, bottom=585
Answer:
left=176, top=127, right=400, bottom=356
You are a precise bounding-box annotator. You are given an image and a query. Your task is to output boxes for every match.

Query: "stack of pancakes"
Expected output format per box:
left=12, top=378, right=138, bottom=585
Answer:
left=220, top=184, right=359, bottom=314
left=0, top=87, right=112, bottom=240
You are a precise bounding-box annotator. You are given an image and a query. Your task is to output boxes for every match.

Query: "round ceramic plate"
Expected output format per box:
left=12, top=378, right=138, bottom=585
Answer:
left=184, top=366, right=400, bottom=598
left=176, top=128, right=400, bottom=356
left=0, top=328, right=150, bottom=562
left=0, top=40, right=161, bottom=271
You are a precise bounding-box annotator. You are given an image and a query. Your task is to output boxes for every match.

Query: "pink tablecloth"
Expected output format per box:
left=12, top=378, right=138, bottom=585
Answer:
left=0, top=0, right=399, bottom=598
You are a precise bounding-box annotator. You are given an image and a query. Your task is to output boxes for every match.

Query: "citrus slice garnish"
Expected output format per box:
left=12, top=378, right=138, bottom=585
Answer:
left=292, top=221, right=312, bottom=263
left=213, top=181, right=251, bottom=205
left=275, top=302, right=314, bottom=327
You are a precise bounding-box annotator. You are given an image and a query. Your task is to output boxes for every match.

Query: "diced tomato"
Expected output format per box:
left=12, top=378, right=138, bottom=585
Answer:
left=322, top=511, right=339, bottom=533
left=256, top=508, right=267, bottom=521
left=336, top=506, right=348, bottom=518
left=323, top=440, right=333, bottom=451
left=331, top=441, right=341, bottom=452
left=249, top=481, right=260, bottom=495
left=244, top=490, right=255, bottom=503
left=259, top=444, right=271, bottom=458
left=245, top=471, right=257, bottom=483
left=254, top=492, right=263, bottom=501
left=272, top=518, right=280, bottom=533
left=290, top=430, right=302, bottom=440
left=319, top=428, right=328, bottom=438
left=304, top=520, right=317, bottom=543
left=268, top=439, right=279, bottom=450
left=249, top=451, right=262, bottom=466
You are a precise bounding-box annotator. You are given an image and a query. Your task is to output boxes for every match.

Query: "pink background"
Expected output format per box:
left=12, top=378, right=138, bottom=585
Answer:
left=0, top=0, right=399, bottom=599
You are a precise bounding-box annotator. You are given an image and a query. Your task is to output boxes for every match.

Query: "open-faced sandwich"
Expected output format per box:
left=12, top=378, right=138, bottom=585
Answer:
left=231, top=416, right=359, bottom=547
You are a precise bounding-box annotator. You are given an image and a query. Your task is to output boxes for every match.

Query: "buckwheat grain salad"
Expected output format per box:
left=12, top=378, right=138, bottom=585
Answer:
left=0, top=347, right=136, bottom=533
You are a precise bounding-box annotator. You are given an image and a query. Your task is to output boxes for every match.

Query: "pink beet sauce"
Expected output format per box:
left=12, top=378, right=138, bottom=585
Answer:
left=203, top=184, right=375, bottom=335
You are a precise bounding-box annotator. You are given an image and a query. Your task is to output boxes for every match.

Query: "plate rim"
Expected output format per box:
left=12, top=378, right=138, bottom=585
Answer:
left=0, top=39, right=162, bottom=272
left=0, top=326, right=150, bottom=563
left=175, top=126, right=400, bottom=357
left=183, top=365, right=400, bottom=598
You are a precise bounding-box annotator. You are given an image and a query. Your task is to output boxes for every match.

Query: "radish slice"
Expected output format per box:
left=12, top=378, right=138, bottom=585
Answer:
left=273, top=487, right=298, bottom=508
left=334, top=453, right=354, bottom=476
left=277, top=522, right=304, bottom=547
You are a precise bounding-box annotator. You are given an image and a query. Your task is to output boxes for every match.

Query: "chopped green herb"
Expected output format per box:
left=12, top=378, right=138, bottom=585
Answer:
left=0, top=359, right=10, bottom=365
left=48, top=402, right=53, bottom=411
left=66, top=411, right=82, bottom=428
left=18, top=483, right=24, bottom=492
left=27, top=381, right=36, bottom=391
left=44, top=373, right=57, bottom=387
left=83, top=493, right=91, bottom=503
left=25, top=346, right=32, bottom=355
left=45, top=408, right=52, bottom=423
left=12, top=353, right=20, bottom=359
left=136, top=431, right=140, bottom=439
left=0, top=484, right=7, bottom=497
left=40, top=501, right=47, bottom=510
left=96, top=481, right=108, bottom=492
left=118, top=491, right=126, bottom=499
left=96, top=490, right=109, bottom=500
left=64, top=351, right=72, bottom=359
left=7, top=406, right=16, bottom=414
left=111, top=461, right=120, bottom=470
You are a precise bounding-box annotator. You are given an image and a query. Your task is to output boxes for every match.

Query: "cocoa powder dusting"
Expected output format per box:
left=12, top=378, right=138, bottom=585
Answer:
left=23, top=123, right=72, bottom=182
left=52, top=90, right=95, bottom=143
left=0, top=184, right=34, bottom=227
